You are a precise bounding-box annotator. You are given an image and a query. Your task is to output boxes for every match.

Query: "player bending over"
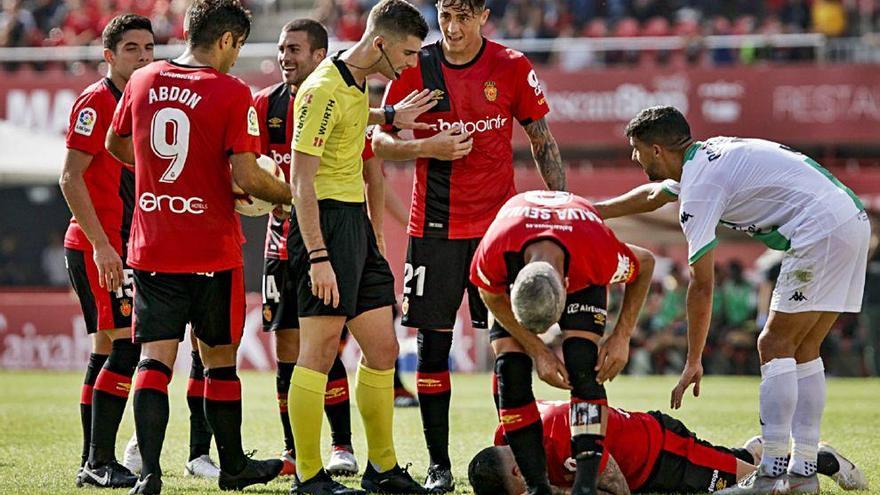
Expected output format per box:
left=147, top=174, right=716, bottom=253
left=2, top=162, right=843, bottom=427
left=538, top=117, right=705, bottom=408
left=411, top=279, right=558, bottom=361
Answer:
left=594, top=106, right=869, bottom=495
left=469, top=190, right=655, bottom=495
left=468, top=400, right=868, bottom=495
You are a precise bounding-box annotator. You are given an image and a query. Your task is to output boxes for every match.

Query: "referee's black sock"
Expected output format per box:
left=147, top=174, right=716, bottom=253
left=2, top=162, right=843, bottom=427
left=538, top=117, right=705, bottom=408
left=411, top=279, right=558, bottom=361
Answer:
left=564, top=337, right=607, bottom=495
left=90, top=338, right=140, bottom=466
left=133, top=359, right=172, bottom=478
left=416, top=329, right=453, bottom=469
left=204, top=366, right=247, bottom=474
left=276, top=361, right=296, bottom=453
left=325, top=355, right=352, bottom=447
left=496, top=352, right=552, bottom=495
left=186, top=351, right=212, bottom=461
left=80, top=352, right=108, bottom=467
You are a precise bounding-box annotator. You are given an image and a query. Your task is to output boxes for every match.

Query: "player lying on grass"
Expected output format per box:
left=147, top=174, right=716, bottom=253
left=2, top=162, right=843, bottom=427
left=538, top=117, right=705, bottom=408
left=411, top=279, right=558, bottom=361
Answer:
left=468, top=400, right=868, bottom=495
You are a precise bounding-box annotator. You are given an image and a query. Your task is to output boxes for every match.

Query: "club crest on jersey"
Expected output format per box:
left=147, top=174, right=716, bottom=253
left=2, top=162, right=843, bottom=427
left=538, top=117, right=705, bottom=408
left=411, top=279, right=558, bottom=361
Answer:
left=119, top=299, right=132, bottom=317
left=483, top=81, right=497, bottom=102
left=74, top=107, right=97, bottom=136
left=262, top=304, right=272, bottom=322
left=268, top=116, right=283, bottom=128
left=247, top=107, right=260, bottom=136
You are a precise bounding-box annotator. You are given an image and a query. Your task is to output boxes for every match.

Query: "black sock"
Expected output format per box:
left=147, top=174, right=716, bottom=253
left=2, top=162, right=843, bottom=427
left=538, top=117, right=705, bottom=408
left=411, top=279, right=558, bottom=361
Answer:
left=731, top=447, right=755, bottom=464
left=89, top=339, right=140, bottom=466
left=563, top=338, right=607, bottom=495
left=496, top=352, right=551, bottom=495
left=204, top=366, right=247, bottom=474
left=416, top=329, right=453, bottom=468
left=325, top=355, right=352, bottom=447
left=816, top=450, right=841, bottom=476
left=276, top=361, right=295, bottom=453
left=133, top=359, right=172, bottom=478
left=80, top=353, right=108, bottom=467
left=186, top=351, right=212, bottom=461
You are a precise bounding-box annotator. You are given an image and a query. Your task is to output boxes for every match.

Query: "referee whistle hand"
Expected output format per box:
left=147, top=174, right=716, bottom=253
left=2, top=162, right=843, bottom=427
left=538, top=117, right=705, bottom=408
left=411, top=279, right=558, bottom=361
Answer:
left=310, top=262, right=340, bottom=308
left=93, top=242, right=123, bottom=292
left=670, top=362, right=703, bottom=410
left=393, top=89, right=437, bottom=130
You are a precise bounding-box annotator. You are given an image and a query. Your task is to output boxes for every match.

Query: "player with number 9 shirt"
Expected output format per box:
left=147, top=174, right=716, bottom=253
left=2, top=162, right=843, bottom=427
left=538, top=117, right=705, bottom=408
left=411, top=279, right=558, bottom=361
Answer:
left=106, top=1, right=293, bottom=493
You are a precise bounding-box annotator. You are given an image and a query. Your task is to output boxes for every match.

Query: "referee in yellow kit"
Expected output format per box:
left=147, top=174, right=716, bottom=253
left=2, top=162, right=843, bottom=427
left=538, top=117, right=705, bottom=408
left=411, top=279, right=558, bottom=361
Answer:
left=286, top=1, right=436, bottom=493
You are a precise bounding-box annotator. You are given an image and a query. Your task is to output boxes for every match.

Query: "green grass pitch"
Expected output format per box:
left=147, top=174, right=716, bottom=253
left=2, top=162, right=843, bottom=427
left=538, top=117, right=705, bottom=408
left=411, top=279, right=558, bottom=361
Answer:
left=0, top=371, right=877, bottom=494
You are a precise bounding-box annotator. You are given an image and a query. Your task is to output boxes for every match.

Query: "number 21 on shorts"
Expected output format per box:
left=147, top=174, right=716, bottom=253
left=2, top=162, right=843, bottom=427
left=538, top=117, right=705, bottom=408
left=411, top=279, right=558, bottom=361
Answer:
left=403, top=263, right=426, bottom=297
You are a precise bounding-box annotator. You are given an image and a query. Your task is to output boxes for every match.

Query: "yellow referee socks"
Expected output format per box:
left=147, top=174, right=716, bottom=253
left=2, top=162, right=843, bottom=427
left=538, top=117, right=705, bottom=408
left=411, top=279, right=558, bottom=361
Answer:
left=289, top=366, right=327, bottom=481
left=355, top=364, right=397, bottom=472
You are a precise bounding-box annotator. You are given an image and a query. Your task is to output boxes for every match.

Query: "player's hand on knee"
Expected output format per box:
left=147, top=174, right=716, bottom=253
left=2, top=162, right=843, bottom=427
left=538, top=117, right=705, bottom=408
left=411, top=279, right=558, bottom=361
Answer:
left=596, top=331, right=630, bottom=383
left=670, top=361, right=703, bottom=409
left=93, top=242, right=123, bottom=292
left=534, top=344, right=571, bottom=390
left=310, top=261, right=340, bottom=308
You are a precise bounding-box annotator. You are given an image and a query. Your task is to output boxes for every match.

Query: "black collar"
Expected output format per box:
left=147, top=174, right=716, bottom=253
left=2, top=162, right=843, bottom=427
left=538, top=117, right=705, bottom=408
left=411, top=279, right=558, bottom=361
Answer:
left=331, top=51, right=366, bottom=93
left=102, top=78, right=123, bottom=101
left=167, top=59, right=211, bottom=69
left=439, top=37, right=487, bottom=69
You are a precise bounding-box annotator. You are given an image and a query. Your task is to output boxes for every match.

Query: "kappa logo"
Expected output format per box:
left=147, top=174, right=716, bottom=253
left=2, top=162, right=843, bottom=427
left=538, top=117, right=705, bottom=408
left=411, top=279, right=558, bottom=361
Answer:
left=74, top=107, right=97, bottom=136
left=789, top=291, right=807, bottom=302
left=680, top=211, right=694, bottom=224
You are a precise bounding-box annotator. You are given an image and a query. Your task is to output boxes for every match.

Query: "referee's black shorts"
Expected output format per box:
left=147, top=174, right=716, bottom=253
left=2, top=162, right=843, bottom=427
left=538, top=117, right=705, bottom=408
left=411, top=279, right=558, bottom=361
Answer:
left=288, top=200, right=396, bottom=319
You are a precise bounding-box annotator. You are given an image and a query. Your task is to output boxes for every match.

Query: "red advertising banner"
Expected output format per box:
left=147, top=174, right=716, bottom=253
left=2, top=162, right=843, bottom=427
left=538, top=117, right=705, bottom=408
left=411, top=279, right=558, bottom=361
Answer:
left=2, top=64, right=879, bottom=148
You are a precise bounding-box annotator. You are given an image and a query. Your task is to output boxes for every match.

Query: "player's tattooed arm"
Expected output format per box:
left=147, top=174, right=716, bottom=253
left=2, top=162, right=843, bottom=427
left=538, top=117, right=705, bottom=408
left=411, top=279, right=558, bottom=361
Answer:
left=523, top=117, right=566, bottom=191
left=597, top=455, right=630, bottom=495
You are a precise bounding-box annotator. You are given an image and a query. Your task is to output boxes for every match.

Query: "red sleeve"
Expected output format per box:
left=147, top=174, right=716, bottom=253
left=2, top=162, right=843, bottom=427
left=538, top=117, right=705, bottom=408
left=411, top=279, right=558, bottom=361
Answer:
left=362, top=134, right=375, bottom=161
left=512, top=55, right=550, bottom=125
left=111, top=81, right=133, bottom=138
left=469, top=240, right=508, bottom=293
left=66, top=89, right=110, bottom=156
left=493, top=424, right=507, bottom=446
left=225, top=82, right=262, bottom=155
left=253, top=91, right=270, bottom=155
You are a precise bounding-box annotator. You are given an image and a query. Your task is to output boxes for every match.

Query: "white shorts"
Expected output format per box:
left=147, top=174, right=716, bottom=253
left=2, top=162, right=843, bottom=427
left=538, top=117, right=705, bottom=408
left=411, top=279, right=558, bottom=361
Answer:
left=771, top=211, right=871, bottom=313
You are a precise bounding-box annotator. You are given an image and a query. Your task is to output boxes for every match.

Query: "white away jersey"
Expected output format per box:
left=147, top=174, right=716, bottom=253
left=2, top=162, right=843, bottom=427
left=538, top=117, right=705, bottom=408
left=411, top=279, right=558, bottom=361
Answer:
left=662, top=137, right=863, bottom=264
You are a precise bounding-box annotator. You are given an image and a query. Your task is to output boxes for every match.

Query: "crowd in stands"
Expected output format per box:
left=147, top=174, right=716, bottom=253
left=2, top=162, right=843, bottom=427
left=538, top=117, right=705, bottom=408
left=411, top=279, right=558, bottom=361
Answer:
left=314, top=0, right=875, bottom=42
left=0, top=0, right=186, bottom=50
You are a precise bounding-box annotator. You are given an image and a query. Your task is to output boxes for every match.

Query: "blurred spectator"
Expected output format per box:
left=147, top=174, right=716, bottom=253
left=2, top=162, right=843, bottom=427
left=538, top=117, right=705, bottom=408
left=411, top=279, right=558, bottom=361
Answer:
left=812, top=0, right=848, bottom=36
left=0, top=0, right=37, bottom=48
left=41, top=232, right=67, bottom=287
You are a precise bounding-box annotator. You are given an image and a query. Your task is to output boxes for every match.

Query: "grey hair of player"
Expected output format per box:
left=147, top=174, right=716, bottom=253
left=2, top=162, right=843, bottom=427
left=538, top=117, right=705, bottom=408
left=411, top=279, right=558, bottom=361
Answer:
left=511, top=261, right=566, bottom=334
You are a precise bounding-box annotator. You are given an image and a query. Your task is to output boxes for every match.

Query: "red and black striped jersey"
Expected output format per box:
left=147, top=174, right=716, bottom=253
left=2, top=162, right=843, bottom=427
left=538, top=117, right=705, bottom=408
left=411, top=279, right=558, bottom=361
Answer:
left=64, top=78, right=134, bottom=255
left=383, top=38, right=549, bottom=240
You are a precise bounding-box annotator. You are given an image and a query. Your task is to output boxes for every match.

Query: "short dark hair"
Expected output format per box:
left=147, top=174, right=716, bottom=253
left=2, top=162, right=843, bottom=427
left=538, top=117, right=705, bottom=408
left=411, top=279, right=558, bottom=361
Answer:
left=186, top=0, right=252, bottom=49
left=625, top=106, right=692, bottom=149
left=436, top=0, right=486, bottom=15
left=282, top=18, right=328, bottom=52
left=102, top=14, right=153, bottom=52
left=368, top=0, right=429, bottom=41
left=468, top=447, right=508, bottom=495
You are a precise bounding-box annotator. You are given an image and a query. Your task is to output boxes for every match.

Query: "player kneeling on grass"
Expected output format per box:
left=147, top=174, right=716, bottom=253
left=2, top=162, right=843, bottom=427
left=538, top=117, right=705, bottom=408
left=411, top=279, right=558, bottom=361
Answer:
left=468, top=400, right=868, bottom=495
left=469, top=191, right=655, bottom=495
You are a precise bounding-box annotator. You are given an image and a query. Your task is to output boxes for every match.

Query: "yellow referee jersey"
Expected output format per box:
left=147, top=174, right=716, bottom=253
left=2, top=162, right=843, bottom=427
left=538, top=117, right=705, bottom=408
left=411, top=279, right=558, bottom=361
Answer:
left=292, top=52, right=369, bottom=203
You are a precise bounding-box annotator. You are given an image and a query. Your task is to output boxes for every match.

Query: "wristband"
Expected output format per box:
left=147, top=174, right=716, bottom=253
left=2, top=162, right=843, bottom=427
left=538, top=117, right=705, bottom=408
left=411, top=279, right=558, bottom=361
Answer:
left=309, top=256, right=330, bottom=264
left=383, top=104, right=396, bottom=126
left=308, top=248, right=328, bottom=256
